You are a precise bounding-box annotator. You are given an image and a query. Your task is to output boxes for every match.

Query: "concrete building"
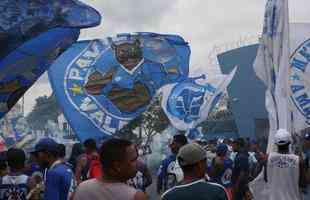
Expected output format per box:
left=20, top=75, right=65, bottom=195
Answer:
left=217, top=44, right=269, bottom=140
left=57, top=113, right=75, bottom=139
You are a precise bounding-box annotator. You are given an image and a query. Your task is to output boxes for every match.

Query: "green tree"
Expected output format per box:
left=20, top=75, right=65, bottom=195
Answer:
left=27, top=93, right=61, bottom=130
left=140, top=98, right=169, bottom=144
left=117, top=96, right=169, bottom=144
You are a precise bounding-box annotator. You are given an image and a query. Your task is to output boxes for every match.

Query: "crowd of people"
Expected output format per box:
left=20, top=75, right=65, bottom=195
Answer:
left=0, top=129, right=308, bottom=200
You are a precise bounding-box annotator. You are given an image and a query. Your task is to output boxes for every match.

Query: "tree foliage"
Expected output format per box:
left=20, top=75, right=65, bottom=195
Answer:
left=26, top=93, right=61, bottom=130
left=117, top=96, right=169, bottom=143
left=140, top=97, right=169, bottom=143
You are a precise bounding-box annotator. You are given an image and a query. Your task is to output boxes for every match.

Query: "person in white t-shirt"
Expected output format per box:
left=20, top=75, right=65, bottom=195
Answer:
left=264, top=129, right=307, bottom=200
left=0, top=148, right=37, bottom=200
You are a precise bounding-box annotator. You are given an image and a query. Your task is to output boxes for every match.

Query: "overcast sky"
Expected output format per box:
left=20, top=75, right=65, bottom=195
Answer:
left=22, top=0, right=310, bottom=114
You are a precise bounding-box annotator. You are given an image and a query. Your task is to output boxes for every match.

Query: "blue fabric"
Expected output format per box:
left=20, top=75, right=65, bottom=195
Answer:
left=0, top=0, right=101, bottom=59
left=48, top=32, right=190, bottom=142
left=44, top=163, right=73, bottom=200
left=157, top=154, right=177, bottom=192
left=0, top=27, right=79, bottom=119
left=210, top=158, right=233, bottom=188
left=0, top=0, right=101, bottom=119
left=187, top=128, right=204, bottom=140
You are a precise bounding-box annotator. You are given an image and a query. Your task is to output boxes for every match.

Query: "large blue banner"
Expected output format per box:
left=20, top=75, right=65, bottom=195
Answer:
left=48, top=33, right=190, bottom=142
left=0, top=0, right=101, bottom=59
left=0, top=0, right=101, bottom=118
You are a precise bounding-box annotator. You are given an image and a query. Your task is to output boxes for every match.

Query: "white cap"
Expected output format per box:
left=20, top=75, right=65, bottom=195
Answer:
left=274, top=129, right=292, bottom=146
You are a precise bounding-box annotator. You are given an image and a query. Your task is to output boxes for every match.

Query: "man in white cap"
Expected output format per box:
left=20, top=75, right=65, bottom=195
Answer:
left=161, top=143, right=229, bottom=200
left=264, top=129, right=307, bottom=200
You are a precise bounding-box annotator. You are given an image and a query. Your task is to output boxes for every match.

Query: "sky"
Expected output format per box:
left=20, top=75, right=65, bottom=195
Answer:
left=22, top=0, right=310, bottom=114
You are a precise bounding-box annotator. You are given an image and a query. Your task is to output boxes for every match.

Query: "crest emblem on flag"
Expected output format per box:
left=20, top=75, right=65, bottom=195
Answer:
left=167, top=75, right=215, bottom=123
left=289, top=38, right=310, bottom=125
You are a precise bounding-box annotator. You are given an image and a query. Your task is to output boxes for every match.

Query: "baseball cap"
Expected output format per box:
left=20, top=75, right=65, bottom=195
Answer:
left=216, top=143, right=228, bottom=155
left=32, top=138, right=58, bottom=154
left=274, top=129, right=292, bottom=146
left=177, top=143, right=206, bottom=166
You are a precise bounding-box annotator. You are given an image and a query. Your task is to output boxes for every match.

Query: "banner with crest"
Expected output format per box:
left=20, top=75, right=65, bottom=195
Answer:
left=48, top=32, right=191, bottom=142
left=159, top=67, right=237, bottom=136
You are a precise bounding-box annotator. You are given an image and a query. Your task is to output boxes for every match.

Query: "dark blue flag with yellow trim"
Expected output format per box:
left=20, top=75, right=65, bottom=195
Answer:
left=48, top=33, right=190, bottom=142
left=0, top=0, right=101, bottom=118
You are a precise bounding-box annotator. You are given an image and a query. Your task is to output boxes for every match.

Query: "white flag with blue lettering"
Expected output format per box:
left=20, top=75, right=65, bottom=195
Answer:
left=253, top=0, right=290, bottom=152
left=288, top=24, right=310, bottom=133
left=251, top=0, right=290, bottom=199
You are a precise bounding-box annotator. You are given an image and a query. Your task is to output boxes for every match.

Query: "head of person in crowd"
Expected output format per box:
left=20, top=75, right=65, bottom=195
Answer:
left=228, top=138, right=234, bottom=146
left=169, top=134, right=188, bottom=155
left=0, top=151, right=8, bottom=177
left=69, top=143, right=84, bottom=162
left=84, top=138, right=98, bottom=155
left=57, top=144, right=66, bottom=160
left=0, top=159, right=7, bottom=177
left=100, top=138, right=138, bottom=182
left=223, top=138, right=230, bottom=145
left=250, top=139, right=259, bottom=152
left=32, top=138, right=59, bottom=169
left=303, top=131, right=310, bottom=150
left=7, top=148, right=26, bottom=172
left=177, top=143, right=207, bottom=181
left=274, top=129, right=292, bottom=153
left=216, top=143, right=228, bottom=157
left=232, top=138, right=246, bottom=152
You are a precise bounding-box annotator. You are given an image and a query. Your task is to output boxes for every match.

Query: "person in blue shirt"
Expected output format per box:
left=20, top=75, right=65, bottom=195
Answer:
left=157, top=134, right=188, bottom=194
left=32, top=138, right=74, bottom=200
left=209, top=143, right=233, bottom=198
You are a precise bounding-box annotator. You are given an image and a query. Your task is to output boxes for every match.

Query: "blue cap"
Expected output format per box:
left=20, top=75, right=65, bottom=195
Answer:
left=304, top=132, right=310, bottom=140
left=32, top=138, right=58, bottom=153
left=216, top=143, right=228, bottom=155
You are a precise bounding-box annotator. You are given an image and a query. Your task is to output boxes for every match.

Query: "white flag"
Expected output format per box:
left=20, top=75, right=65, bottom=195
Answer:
left=251, top=0, right=290, bottom=199
left=253, top=0, right=290, bottom=153
left=159, top=67, right=237, bottom=132
left=288, top=23, right=310, bottom=133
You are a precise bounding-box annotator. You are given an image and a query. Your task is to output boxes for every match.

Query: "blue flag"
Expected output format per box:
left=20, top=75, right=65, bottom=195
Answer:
left=0, top=0, right=101, bottom=58
left=0, top=28, right=80, bottom=117
left=48, top=32, right=190, bottom=142
left=0, top=0, right=101, bottom=118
